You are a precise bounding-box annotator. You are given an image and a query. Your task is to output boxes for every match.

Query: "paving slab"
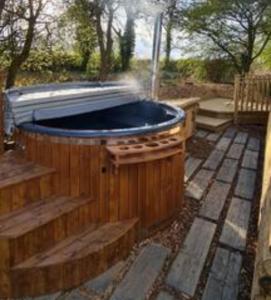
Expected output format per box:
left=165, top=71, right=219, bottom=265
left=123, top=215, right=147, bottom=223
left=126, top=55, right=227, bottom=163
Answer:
left=203, top=149, right=225, bottom=171
left=84, top=261, right=125, bottom=294
left=223, top=127, right=237, bottom=139
left=195, top=130, right=209, bottom=138
left=234, top=132, right=248, bottom=144
left=206, top=132, right=221, bottom=142
left=185, top=169, right=214, bottom=200
left=202, top=247, right=242, bottom=300
left=247, top=137, right=260, bottom=152
left=242, top=149, right=259, bottom=170
left=199, top=181, right=231, bottom=221
left=166, top=218, right=216, bottom=297
left=226, top=143, right=245, bottom=160
left=219, top=197, right=251, bottom=251
left=234, top=168, right=257, bottom=200
left=216, top=159, right=238, bottom=184
left=156, top=291, right=174, bottom=300
left=185, top=157, right=203, bottom=183
left=110, top=244, right=170, bottom=300
left=216, top=137, right=232, bottom=152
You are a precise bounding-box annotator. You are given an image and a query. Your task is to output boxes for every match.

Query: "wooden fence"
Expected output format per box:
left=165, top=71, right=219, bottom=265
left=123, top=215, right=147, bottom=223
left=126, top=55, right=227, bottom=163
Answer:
left=0, top=72, right=4, bottom=154
left=251, top=112, right=271, bottom=299
left=234, top=74, right=271, bottom=123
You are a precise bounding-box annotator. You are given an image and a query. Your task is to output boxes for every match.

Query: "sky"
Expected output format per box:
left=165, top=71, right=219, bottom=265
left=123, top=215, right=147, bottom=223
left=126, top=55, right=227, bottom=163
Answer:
left=135, top=18, right=184, bottom=59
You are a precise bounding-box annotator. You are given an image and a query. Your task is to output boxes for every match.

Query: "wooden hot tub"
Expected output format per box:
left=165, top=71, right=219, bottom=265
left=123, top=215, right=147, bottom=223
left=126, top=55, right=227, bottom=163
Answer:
left=15, top=99, right=186, bottom=233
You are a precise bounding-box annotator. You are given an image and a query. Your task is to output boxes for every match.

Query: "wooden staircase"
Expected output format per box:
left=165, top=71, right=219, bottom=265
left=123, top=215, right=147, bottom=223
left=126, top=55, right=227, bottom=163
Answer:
left=196, top=98, right=234, bottom=132
left=0, top=151, right=138, bottom=298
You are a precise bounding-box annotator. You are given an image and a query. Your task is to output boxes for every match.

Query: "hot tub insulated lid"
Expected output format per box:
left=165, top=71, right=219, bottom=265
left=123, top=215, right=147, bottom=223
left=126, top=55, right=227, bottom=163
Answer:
left=4, top=81, right=142, bottom=135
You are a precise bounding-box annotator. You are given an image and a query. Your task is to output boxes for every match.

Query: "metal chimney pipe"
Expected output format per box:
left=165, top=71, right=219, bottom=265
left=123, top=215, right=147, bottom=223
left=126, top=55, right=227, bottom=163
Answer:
left=151, top=13, right=163, bottom=100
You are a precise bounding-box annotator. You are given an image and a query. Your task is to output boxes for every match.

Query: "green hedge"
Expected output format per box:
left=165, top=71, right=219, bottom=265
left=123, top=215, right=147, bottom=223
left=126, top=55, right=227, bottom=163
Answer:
left=161, top=58, right=235, bottom=83
left=21, top=50, right=81, bottom=72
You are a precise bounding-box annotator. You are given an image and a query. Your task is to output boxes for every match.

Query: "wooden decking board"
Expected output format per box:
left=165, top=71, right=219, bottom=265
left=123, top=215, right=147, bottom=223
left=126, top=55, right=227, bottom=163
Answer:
left=219, top=197, right=251, bottom=251
left=234, top=169, right=256, bottom=200
left=247, top=137, right=260, bottom=152
left=185, top=169, right=214, bottom=200
left=0, top=196, right=91, bottom=236
left=215, top=137, right=231, bottom=152
left=223, top=127, right=237, bottom=139
left=202, top=247, right=242, bottom=300
left=0, top=152, right=55, bottom=190
left=216, top=159, right=238, bottom=184
left=110, top=244, right=170, bottom=300
left=0, top=199, right=47, bottom=227
left=206, top=132, right=221, bottom=142
left=203, top=149, right=224, bottom=171
left=199, top=181, right=231, bottom=221
left=185, top=157, right=203, bottom=183
left=166, top=218, right=216, bottom=296
left=226, top=143, right=245, bottom=160
left=241, top=149, right=259, bottom=170
left=234, top=132, right=248, bottom=145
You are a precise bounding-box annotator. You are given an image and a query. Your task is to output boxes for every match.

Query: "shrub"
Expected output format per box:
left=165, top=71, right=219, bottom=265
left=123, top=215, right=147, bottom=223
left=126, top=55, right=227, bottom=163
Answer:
left=21, top=50, right=81, bottom=72
left=161, top=58, right=235, bottom=83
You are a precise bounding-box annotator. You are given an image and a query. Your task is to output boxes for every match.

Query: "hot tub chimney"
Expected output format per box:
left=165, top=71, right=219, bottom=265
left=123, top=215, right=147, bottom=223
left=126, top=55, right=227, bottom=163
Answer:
left=151, top=13, right=163, bottom=100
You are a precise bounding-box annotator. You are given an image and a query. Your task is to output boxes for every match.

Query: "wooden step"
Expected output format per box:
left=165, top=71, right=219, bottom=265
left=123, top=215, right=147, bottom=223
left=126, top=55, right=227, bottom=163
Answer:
left=198, top=108, right=233, bottom=119
left=0, top=151, right=55, bottom=214
left=0, top=196, right=94, bottom=267
left=196, top=115, right=232, bottom=132
left=198, top=98, right=234, bottom=119
left=5, top=219, right=138, bottom=298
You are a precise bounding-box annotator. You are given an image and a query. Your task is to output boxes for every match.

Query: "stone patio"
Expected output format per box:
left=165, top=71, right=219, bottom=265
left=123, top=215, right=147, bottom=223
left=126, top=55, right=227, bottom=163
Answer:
left=25, top=126, right=261, bottom=300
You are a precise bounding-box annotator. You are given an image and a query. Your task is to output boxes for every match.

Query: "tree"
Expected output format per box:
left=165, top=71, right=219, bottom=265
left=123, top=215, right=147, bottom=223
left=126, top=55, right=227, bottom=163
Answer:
left=181, top=0, right=271, bottom=74
left=116, top=4, right=136, bottom=71
left=87, top=0, right=119, bottom=80
left=2, top=0, right=46, bottom=88
left=66, top=0, right=97, bottom=71
left=0, top=0, right=5, bottom=20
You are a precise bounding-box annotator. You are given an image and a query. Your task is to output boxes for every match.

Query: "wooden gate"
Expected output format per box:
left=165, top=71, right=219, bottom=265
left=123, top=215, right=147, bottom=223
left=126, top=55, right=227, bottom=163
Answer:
left=234, top=74, right=271, bottom=123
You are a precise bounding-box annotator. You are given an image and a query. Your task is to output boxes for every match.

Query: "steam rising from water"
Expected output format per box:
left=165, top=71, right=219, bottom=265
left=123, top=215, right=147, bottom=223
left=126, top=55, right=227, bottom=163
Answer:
left=134, top=0, right=166, bottom=16
left=117, top=0, right=168, bottom=98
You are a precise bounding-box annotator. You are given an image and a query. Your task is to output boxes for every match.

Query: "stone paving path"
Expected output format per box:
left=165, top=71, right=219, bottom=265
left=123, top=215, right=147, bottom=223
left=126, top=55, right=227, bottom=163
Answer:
left=29, top=127, right=261, bottom=300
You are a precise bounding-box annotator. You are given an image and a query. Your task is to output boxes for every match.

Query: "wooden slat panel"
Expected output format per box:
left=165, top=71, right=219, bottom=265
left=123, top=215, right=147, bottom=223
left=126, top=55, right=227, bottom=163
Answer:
left=19, top=130, right=185, bottom=232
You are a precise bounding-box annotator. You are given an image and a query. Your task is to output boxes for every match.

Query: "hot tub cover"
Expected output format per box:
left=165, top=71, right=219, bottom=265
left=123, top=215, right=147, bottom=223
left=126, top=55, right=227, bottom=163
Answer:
left=4, top=81, right=141, bottom=135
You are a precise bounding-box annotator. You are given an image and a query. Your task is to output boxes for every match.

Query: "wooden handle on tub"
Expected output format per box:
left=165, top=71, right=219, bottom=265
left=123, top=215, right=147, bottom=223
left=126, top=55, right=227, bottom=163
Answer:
left=106, top=135, right=185, bottom=167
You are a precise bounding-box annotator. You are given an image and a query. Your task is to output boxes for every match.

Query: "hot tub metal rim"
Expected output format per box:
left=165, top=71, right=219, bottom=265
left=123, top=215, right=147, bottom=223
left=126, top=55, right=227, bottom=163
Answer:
left=19, top=103, right=185, bottom=138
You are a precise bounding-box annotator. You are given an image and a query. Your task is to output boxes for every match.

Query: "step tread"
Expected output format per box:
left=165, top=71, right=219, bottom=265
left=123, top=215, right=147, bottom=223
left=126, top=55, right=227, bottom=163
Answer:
left=0, top=196, right=92, bottom=237
left=0, top=151, right=55, bottom=189
left=199, top=98, right=234, bottom=113
left=14, top=219, right=138, bottom=269
left=196, top=115, right=232, bottom=127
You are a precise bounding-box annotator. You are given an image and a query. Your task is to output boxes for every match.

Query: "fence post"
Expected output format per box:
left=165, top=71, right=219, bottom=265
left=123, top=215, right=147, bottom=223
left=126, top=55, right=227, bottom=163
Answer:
left=0, top=71, right=4, bottom=154
left=234, top=74, right=241, bottom=124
